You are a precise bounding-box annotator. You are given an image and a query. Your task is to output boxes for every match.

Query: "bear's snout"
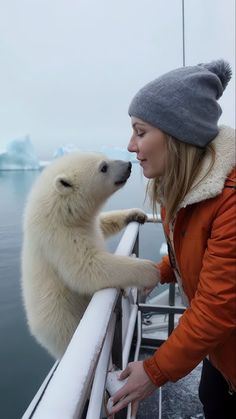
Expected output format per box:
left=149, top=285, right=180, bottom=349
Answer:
left=126, top=161, right=132, bottom=177
left=114, top=161, right=132, bottom=186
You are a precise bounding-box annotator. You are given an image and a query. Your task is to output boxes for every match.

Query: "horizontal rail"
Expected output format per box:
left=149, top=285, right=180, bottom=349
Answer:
left=33, top=290, right=119, bottom=419
left=146, top=213, right=162, bottom=223
left=22, top=362, right=59, bottom=418
left=139, top=303, right=186, bottom=315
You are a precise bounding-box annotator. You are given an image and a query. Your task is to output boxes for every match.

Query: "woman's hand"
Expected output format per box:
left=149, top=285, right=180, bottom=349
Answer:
left=107, top=361, right=157, bottom=416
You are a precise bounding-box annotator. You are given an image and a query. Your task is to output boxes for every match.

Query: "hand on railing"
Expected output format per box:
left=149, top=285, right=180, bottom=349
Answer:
left=107, top=361, right=157, bottom=417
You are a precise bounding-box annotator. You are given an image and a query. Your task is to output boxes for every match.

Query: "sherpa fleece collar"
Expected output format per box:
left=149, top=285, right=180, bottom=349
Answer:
left=179, top=125, right=236, bottom=209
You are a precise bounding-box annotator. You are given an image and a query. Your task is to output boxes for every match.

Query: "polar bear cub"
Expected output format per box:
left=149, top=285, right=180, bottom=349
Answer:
left=21, top=152, right=158, bottom=359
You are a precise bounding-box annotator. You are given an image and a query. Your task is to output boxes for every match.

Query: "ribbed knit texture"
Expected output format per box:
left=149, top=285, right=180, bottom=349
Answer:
left=129, top=60, right=232, bottom=147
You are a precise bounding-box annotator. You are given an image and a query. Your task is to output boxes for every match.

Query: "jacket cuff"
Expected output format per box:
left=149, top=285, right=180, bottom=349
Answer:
left=158, top=256, right=176, bottom=284
left=143, top=356, right=169, bottom=387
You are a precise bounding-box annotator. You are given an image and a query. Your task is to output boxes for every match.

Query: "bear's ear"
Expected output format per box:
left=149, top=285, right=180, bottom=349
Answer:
left=54, top=174, right=74, bottom=195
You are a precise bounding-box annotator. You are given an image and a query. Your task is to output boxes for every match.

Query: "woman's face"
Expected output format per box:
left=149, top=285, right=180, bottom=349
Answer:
left=128, top=116, right=167, bottom=178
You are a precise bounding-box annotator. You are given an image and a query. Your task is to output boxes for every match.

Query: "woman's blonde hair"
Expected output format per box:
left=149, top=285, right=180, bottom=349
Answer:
left=147, top=135, right=215, bottom=224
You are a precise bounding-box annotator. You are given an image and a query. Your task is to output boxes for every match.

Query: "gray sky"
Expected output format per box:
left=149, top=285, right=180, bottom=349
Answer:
left=0, top=0, right=235, bottom=159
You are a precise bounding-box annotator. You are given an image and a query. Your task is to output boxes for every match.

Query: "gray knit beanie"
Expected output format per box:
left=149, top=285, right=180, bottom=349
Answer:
left=128, top=60, right=232, bottom=147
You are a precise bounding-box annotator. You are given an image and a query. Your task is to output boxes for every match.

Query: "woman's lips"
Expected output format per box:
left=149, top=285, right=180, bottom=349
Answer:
left=139, top=159, right=147, bottom=167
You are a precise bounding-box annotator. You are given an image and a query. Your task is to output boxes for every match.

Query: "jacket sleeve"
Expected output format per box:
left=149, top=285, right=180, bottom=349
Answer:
left=144, top=187, right=236, bottom=386
left=157, top=255, right=176, bottom=284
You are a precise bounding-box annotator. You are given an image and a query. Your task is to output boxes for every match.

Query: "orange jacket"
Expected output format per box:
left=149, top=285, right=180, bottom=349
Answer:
left=143, top=126, right=236, bottom=392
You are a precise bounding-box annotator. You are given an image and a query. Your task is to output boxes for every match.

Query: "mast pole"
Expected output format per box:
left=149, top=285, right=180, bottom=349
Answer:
left=182, top=0, right=186, bottom=66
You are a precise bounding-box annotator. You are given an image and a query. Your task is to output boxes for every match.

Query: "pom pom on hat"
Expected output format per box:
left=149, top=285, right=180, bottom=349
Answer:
left=128, top=59, right=232, bottom=147
left=199, top=59, right=232, bottom=93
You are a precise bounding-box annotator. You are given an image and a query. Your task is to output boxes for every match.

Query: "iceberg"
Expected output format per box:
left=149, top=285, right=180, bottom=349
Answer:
left=0, top=136, right=40, bottom=170
left=53, top=143, right=80, bottom=159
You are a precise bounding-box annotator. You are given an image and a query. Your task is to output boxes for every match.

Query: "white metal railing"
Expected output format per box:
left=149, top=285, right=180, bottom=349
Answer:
left=22, top=221, right=143, bottom=419
left=22, top=214, right=180, bottom=419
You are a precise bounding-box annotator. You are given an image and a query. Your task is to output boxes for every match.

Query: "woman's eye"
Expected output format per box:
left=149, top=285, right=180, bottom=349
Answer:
left=137, top=131, right=144, bottom=137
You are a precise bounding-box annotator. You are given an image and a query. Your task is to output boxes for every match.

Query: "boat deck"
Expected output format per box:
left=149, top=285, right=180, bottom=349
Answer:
left=137, top=349, right=204, bottom=419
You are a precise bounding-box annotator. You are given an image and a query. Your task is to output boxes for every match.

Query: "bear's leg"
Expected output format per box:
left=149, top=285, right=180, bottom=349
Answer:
left=66, top=252, right=159, bottom=295
left=99, top=209, right=147, bottom=238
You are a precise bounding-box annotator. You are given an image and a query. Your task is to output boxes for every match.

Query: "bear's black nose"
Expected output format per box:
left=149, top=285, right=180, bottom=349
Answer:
left=128, top=162, right=132, bottom=171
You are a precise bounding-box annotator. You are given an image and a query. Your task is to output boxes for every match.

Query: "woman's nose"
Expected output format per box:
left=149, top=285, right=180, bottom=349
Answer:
left=127, top=137, right=137, bottom=153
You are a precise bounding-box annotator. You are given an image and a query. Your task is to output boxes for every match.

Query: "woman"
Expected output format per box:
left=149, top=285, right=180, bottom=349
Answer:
left=108, top=60, right=236, bottom=419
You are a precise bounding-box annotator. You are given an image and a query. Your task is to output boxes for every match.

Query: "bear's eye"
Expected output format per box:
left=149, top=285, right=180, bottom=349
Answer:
left=100, top=162, right=108, bottom=173
left=60, top=179, right=73, bottom=188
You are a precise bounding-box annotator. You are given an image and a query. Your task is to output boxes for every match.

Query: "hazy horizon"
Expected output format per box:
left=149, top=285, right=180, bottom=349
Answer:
left=0, top=0, right=235, bottom=159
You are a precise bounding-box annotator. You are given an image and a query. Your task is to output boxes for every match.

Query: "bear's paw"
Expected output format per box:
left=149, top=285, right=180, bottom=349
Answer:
left=125, top=209, right=147, bottom=225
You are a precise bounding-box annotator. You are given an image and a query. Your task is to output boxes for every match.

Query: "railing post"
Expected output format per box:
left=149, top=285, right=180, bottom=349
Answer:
left=111, top=295, right=129, bottom=419
left=113, top=231, right=141, bottom=419
left=132, top=231, right=139, bottom=258
left=112, top=293, right=123, bottom=370
left=168, top=283, right=175, bottom=336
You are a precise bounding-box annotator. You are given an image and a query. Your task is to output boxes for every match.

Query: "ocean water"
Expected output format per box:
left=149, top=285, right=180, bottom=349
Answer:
left=0, top=163, right=166, bottom=419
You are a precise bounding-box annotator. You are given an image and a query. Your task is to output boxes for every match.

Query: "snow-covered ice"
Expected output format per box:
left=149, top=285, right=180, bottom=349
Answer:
left=0, top=136, right=40, bottom=170
left=53, top=143, right=80, bottom=158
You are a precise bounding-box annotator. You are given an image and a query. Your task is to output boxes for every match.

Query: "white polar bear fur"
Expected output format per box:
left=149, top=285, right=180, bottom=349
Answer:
left=21, top=152, right=158, bottom=359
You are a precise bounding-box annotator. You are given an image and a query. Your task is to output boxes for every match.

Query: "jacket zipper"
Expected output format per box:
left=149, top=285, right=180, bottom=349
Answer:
left=226, top=377, right=235, bottom=395
left=221, top=370, right=235, bottom=395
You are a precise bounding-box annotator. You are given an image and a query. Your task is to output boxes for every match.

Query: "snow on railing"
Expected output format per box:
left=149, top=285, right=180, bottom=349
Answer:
left=22, top=220, right=145, bottom=419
